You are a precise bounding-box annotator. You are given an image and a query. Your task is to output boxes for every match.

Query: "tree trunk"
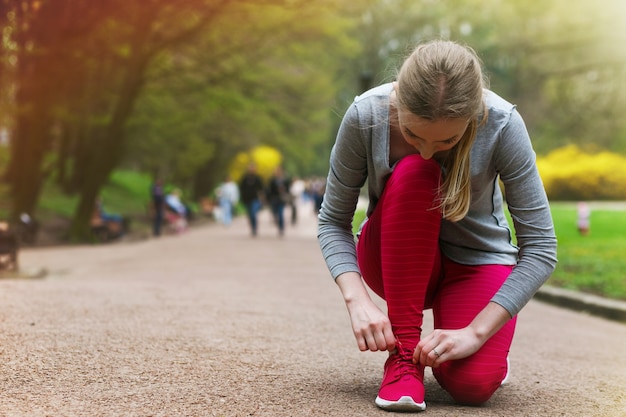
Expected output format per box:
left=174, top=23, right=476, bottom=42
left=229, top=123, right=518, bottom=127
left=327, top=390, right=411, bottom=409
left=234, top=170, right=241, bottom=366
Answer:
left=5, top=6, right=54, bottom=220
left=69, top=53, right=150, bottom=241
left=6, top=109, right=49, bottom=219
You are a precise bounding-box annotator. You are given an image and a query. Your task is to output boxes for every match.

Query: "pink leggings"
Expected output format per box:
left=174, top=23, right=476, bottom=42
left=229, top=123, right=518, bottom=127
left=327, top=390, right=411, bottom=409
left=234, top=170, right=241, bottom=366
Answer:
left=356, top=154, right=516, bottom=405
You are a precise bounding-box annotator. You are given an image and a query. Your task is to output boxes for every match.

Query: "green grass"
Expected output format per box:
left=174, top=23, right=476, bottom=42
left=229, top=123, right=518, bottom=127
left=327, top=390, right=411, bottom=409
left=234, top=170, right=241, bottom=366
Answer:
left=352, top=202, right=626, bottom=301
left=549, top=203, right=626, bottom=301
left=101, top=170, right=153, bottom=215
left=36, top=171, right=153, bottom=221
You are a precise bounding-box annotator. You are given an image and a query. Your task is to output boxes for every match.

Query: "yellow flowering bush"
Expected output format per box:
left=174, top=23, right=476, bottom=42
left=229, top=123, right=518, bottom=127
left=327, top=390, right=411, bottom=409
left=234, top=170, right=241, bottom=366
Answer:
left=536, top=145, right=626, bottom=200
left=229, top=145, right=283, bottom=182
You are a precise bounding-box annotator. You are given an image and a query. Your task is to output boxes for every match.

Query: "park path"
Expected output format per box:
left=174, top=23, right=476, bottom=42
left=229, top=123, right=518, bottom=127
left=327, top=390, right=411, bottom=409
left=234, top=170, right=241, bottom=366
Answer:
left=1, top=202, right=625, bottom=416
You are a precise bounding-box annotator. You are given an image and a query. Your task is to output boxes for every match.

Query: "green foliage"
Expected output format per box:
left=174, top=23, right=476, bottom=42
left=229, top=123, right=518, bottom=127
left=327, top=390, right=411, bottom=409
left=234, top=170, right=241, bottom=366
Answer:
left=337, top=0, right=626, bottom=155
left=125, top=0, right=357, bottom=189
left=0, top=182, right=11, bottom=220
left=537, top=145, right=626, bottom=200
left=0, top=145, right=9, bottom=175
left=38, top=183, right=80, bottom=220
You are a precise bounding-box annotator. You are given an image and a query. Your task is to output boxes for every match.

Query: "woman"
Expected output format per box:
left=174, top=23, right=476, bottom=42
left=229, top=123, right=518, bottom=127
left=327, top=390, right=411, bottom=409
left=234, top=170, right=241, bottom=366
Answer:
left=317, top=40, right=557, bottom=412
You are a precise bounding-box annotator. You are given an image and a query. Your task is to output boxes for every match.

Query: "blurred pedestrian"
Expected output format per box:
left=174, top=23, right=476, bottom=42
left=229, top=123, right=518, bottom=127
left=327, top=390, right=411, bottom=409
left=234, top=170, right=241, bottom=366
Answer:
left=266, top=166, right=291, bottom=237
left=311, top=177, right=325, bottom=215
left=165, top=188, right=188, bottom=233
left=150, top=177, right=165, bottom=236
left=239, top=163, right=264, bottom=237
left=289, top=176, right=306, bottom=225
left=577, top=201, right=590, bottom=236
left=216, top=175, right=240, bottom=227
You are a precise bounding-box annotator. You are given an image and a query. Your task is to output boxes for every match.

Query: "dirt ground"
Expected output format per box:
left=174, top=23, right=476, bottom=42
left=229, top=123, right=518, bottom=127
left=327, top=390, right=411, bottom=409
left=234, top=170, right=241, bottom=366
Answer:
left=1, top=203, right=625, bottom=416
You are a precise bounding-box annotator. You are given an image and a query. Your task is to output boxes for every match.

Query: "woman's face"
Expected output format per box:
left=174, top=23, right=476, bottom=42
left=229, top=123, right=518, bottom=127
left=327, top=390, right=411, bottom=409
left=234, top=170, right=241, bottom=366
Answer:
left=397, top=110, right=469, bottom=160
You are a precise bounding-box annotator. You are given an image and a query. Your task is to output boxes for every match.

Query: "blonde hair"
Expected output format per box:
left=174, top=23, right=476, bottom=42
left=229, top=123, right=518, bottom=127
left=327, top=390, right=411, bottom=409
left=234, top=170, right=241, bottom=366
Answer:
left=396, top=40, right=487, bottom=222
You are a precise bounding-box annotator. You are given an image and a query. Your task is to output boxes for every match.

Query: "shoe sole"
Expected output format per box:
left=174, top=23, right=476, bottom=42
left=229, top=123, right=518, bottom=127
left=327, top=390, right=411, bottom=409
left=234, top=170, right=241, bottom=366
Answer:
left=375, top=395, right=426, bottom=412
left=501, top=356, right=511, bottom=386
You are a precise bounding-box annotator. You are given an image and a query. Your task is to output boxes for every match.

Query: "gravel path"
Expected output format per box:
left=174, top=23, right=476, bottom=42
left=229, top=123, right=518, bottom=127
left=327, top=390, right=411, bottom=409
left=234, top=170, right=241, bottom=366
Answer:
left=2, top=204, right=625, bottom=416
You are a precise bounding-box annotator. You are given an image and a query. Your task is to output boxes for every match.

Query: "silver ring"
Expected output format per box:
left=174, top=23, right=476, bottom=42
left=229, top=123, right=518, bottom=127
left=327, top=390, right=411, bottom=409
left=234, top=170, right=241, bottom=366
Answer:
left=432, top=347, right=441, bottom=358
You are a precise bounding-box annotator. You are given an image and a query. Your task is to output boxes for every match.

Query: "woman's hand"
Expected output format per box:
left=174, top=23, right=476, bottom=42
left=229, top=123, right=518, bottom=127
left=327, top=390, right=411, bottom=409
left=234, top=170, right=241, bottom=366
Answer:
left=336, top=272, right=396, bottom=352
left=346, top=294, right=396, bottom=352
left=413, top=327, right=482, bottom=368
left=413, top=302, right=512, bottom=367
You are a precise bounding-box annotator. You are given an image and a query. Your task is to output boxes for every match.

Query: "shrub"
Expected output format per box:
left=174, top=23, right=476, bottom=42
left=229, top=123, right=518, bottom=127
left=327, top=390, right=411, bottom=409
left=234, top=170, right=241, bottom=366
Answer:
left=536, top=145, right=626, bottom=200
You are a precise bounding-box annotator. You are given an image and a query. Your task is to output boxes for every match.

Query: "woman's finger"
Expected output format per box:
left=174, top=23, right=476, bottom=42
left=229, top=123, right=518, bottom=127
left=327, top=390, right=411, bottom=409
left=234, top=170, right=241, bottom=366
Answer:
left=364, top=332, right=380, bottom=352
left=383, top=326, right=397, bottom=351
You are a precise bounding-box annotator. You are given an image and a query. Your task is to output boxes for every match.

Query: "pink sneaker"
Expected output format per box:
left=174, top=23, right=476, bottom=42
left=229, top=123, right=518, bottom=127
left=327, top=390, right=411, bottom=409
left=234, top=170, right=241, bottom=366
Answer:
left=375, top=343, right=426, bottom=412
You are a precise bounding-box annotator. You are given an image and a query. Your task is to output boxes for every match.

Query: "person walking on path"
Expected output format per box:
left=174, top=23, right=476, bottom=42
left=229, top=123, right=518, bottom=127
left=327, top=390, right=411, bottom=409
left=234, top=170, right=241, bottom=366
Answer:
left=317, top=39, right=558, bottom=412
left=239, top=163, right=265, bottom=237
left=150, top=177, right=165, bottom=236
left=266, top=166, right=291, bottom=237
left=289, top=176, right=306, bottom=225
left=216, top=175, right=240, bottom=227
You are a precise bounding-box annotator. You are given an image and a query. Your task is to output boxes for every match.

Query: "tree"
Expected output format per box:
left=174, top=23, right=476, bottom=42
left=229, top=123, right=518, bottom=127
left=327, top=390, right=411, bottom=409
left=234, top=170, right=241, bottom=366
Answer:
left=334, top=0, right=626, bottom=154
left=125, top=0, right=357, bottom=199
left=2, top=0, right=95, bottom=220
left=4, top=0, right=626, bottom=243
left=2, top=0, right=234, bottom=239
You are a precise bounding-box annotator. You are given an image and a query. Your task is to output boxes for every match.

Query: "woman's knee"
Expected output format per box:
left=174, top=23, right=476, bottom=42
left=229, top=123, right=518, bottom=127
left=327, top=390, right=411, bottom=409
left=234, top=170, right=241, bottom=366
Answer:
left=434, top=360, right=506, bottom=405
left=393, top=154, right=441, bottom=183
left=385, top=154, right=442, bottom=207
